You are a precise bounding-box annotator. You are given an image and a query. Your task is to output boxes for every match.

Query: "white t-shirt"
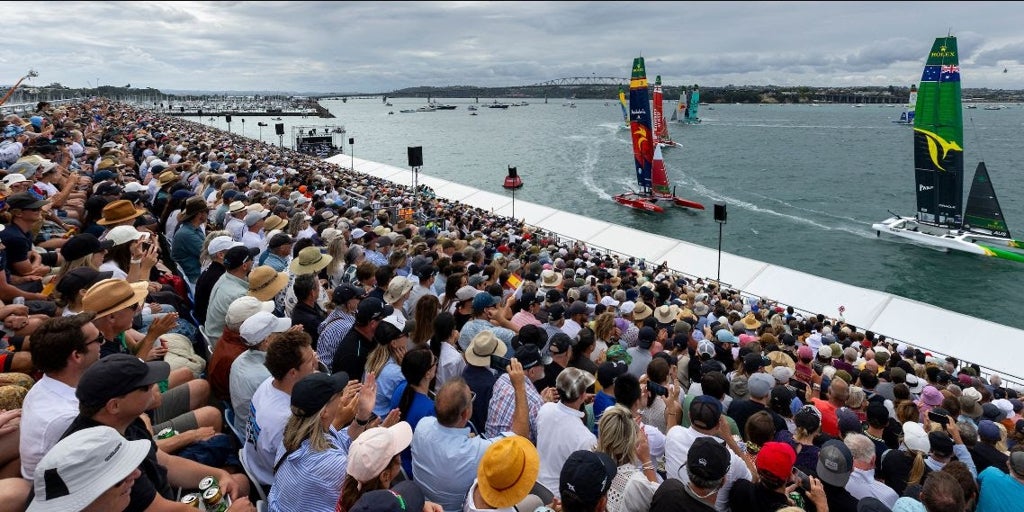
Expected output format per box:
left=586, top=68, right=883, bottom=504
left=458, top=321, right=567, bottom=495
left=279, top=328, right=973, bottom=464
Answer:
left=19, top=375, right=79, bottom=479
left=243, top=377, right=292, bottom=486
left=536, top=402, right=596, bottom=498
left=99, top=260, right=128, bottom=280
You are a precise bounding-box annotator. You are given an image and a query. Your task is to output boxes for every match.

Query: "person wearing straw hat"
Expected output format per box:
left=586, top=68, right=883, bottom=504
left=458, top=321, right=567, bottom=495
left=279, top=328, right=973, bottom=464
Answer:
left=284, top=245, right=333, bottom=316
left=224, top=200, right=248, bottom=242
left=170, top=196, right=209, bottom=284
left=95, top=199, right=146, bottom=233
left=263, top=213, right=288, bottom=237
left=26, top=426, right=152, bottom=512
left=464, top=435, right=542, bottom=511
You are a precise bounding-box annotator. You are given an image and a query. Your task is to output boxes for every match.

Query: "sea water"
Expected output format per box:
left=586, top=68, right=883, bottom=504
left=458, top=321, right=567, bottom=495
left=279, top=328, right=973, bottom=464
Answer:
left=188, top=99, right=1024, bottom=330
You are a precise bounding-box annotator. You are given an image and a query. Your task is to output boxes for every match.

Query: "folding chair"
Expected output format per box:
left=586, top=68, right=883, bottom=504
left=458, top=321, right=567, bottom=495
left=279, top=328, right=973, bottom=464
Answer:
left=239, top=447, right=269, bottom=503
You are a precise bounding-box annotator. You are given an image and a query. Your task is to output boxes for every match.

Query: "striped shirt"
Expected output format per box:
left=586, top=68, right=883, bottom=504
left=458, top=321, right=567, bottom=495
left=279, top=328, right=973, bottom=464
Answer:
left=267, top=427, right=351, bottom=512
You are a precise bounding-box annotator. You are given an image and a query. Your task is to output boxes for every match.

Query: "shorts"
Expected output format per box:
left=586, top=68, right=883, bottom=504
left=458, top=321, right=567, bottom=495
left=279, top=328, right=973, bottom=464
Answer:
left=151, top=383, right=199, bottom=434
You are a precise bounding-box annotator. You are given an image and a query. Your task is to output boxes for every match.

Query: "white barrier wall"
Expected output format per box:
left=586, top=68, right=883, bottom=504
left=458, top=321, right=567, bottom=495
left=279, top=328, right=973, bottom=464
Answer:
left=326, top=155, right=1024, bottom=381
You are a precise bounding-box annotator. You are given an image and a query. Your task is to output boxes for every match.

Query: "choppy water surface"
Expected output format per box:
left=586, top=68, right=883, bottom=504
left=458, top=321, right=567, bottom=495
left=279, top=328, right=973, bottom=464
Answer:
left=190, top=99, right=1024, bottom=329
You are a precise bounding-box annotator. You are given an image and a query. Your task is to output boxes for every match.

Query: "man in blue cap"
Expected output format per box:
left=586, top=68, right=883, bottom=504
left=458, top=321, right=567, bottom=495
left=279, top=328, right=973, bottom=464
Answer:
left=457, top=291, right=518, bottom=353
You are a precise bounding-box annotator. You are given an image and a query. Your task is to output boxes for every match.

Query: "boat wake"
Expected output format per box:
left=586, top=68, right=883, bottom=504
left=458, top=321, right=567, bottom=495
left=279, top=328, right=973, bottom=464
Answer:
left=747, top=192, right=871, bottom=225
left=572, top=136, right=613, bottom=200
left=680, top=179, right=876, bottom=239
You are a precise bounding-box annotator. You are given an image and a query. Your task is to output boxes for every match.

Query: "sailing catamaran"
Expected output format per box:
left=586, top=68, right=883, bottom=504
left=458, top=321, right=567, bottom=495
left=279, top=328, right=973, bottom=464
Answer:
left=671, top=88, right=686, bottom=122
left=872, top=35, right=1024, bottom=262
left=652, top=76, right=681, bottom=148
left=683, top=85, right=701, bottom=124
left=617, top=86, right=629, bottom=129
left=893, top=84, right=917, bottom=125
left=613, top=57, right=704, bottom=213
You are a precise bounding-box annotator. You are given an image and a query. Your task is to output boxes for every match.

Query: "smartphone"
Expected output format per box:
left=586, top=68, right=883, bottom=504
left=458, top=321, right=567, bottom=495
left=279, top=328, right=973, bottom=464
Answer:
left=792, top=467, right=811, bottom=490
left=489, top=354, right=512, bottom=372
left=928, top=410, right=950, bottom=427
left=647, top=381, right=669, bottom=397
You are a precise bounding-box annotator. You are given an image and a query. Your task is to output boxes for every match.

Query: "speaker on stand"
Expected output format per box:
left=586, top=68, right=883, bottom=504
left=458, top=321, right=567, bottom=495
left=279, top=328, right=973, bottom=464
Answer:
left=275, top=123, right=285, bottom=148
left=408, top=146, right=423, bottom=204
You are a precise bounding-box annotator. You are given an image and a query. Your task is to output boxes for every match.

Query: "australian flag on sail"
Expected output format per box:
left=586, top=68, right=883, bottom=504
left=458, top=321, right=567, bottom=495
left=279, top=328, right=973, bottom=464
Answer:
left=922, top=64, right=960, bottom=83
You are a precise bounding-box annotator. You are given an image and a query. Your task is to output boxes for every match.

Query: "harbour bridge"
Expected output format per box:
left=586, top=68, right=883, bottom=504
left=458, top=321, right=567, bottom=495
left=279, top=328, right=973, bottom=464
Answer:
left=524, top=77, right=627, bottom=87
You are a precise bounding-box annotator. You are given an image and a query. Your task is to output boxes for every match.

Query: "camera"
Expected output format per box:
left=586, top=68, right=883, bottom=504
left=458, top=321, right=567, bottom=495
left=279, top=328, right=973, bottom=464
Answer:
left=647, top=381, right=669, bottom=397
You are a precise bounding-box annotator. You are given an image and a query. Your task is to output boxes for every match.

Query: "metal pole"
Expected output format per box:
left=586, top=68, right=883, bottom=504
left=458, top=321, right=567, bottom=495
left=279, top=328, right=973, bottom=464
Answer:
left=512, top=186, right=515, bottom=219
left=717, top=222, right=723, bottom=284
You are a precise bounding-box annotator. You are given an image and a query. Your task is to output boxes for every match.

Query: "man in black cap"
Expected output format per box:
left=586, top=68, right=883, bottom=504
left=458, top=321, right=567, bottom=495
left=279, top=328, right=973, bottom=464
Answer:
left=263, top=232, right=294, bottom=272
left=62, top=354, right=250, bottom=511
left=205, top=245, right=259, bottom=341
left=543, top=302, right=568, bottom=341
left=330, top=297, right=392, bottom=381
left=0, top=192, right=56, bottom=292
left=535, top=331, right=571, bottom=391
left=627, top=326, right=656, bottom=378
left=317, top=283, right=366, bottom=365
left=404, top=264, right=437, bottom=316
left=563, top=300, right=589, bottom=339
left=559, top=450, right=617, bottom=512
left=652, top=437, right=731, bottom=512
left=510, top=291, right=544, bottom=330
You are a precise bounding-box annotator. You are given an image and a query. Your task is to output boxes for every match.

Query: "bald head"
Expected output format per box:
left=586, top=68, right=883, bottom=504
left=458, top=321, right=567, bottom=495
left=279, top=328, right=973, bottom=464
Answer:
left=435, top=378, right=472, bottom=427
left=829, top=376, right=850, bottom=404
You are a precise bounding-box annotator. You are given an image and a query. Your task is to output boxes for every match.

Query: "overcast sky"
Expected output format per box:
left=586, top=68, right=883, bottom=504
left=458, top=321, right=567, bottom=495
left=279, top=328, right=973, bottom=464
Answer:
left=3, top=1, right=1022, bottom=93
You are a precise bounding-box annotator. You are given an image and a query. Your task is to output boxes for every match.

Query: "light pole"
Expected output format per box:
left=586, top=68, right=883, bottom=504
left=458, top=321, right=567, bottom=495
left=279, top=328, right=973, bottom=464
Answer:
left=257, top=121, right=267, bottom=140
left=509, top=165, right=516, bottom=219
left=226, top=114, right=232, bottom=133
left=241, top=118, right=245, bottom=137
left=349, top=137, right=355, bottom=171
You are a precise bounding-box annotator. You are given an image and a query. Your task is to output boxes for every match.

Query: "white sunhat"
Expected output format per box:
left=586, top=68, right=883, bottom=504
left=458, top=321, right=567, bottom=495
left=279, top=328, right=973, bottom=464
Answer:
left=28, top=426, right=150, bottom=512
left=239, top=311, right=291, bottom=346
left=105, top=225, right=149, bottom=246
left=208, top=235, right=243, bottom=255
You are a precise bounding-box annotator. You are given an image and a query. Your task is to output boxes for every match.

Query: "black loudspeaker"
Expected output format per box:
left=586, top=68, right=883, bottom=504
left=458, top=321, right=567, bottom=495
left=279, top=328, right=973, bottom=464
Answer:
left=714, top=203, right=727, bottom=223
left=408, top=146, right=423, bottom=167
left=225, top=115, right=232, bottom=123
left=348, top=137, right=354, bottom=145
left=197, top=109, right=203, bottom=117
left=275, top=123, right=285, bottom=135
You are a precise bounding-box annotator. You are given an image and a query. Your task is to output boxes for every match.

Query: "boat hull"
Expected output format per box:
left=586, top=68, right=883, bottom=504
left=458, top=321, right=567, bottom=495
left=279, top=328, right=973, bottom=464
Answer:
left=872, top=217, right=1024, bottom=262
left=613, top=193, right=664, bottom=213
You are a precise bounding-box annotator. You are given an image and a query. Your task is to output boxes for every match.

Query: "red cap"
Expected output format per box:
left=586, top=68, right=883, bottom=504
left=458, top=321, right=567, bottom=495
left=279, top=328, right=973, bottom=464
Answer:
left=756, top=441, right=797, bottom=481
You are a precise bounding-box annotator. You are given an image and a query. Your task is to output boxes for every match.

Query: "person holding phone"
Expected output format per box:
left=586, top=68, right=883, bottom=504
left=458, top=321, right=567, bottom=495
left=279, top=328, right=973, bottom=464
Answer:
left=728, top=441, right=827, bottom=512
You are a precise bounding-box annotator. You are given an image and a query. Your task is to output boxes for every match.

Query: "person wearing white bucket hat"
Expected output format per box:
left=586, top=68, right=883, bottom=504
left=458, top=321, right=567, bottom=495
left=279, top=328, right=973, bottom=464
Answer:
left=27, top=426, right=150, bottom=512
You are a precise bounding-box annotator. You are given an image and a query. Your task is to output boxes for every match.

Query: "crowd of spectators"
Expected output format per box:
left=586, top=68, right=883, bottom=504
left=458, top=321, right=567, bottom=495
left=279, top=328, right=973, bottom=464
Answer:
left=0, top=98, right=1022, bottom=512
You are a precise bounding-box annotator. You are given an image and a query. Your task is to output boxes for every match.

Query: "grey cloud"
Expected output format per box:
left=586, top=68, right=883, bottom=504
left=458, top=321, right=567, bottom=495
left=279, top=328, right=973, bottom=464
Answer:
left=5, top=1, right=1023, bottom=92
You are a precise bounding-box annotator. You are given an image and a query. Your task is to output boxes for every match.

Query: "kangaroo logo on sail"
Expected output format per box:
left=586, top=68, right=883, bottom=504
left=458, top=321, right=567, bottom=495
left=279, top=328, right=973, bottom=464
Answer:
left=914, top=128, right=962, bottom=171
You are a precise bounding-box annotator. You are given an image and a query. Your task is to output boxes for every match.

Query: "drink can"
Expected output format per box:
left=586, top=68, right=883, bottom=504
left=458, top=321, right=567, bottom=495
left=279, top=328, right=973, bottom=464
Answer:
left=180, top=493, right=201, bottom=507
left=13, top=297, right=24, bottom=305
left=198, top=475, right=218, bottom=492
left=157, top=427, right=176, bottom=439
left=203, top=486, right=230, bottom=512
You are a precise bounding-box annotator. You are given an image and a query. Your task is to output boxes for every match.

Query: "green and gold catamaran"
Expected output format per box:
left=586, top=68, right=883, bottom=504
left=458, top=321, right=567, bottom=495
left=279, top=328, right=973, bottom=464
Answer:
left=873, top=35, right=1024, bottom=262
